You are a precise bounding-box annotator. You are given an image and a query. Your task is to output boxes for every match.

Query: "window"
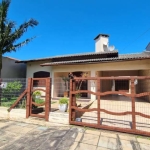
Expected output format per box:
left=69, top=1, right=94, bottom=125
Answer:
left=33, top=71, right=50, bottom=87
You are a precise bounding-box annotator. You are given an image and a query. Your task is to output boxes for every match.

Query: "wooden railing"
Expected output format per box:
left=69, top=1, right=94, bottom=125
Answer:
left=8, top=89, right=27, bottom=112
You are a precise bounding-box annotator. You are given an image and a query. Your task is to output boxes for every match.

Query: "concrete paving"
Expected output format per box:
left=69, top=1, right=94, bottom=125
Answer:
left=0, top=119, right=150, bottom=150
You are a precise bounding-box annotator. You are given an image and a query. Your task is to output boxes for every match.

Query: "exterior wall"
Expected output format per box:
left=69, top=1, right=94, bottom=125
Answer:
left=26, top=61, right=52, bottom=78
left=53, top=72, right=69, bottom=97
left=138, top=70, right=150, bottom=102
left=52, top=59, right=150, bottom=72
left=1, top=57, right=26, bottom=78
left=26, top=61, right=51, bottom=97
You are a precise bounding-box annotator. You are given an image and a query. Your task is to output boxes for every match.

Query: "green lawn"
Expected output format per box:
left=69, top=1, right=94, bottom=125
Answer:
left=1, top=97, right=56, bottom=108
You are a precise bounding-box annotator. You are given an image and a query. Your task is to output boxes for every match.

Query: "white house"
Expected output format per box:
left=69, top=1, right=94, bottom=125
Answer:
left=16, top=34, right=150, bottom=101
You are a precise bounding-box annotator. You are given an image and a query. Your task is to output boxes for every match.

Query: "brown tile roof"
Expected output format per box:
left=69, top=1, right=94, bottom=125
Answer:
left=16, top=50, right=118, bottom=63
left=40, top=52, right=150, bottom=66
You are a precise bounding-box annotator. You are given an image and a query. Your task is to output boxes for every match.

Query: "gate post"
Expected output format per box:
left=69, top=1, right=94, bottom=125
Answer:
left=45, top=78, right=51, bottom=121
left=26, top=78, right=32, bottom=118
left=69, top=79, right=76, bottom=123
left=131, top=78, right=136, bottom=130
left=69, top=79, right=72, bottom=124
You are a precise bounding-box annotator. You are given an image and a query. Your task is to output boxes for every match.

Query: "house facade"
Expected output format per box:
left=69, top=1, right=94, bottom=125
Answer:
left=16, top=34, right=150, bottom=101
left=2, top=56, right=26, bottom=78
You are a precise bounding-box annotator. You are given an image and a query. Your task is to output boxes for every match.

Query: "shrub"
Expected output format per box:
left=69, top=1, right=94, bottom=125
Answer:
left=2, top=81, right=23, bottom=101
left=59, top=97, right=68, bottom=105
left=33, top=90, right=41, bottom=96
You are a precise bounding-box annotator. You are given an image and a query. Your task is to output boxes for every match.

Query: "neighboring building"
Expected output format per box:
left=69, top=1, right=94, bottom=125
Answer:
left=16, top=34, right=150, bottom=101
left=2, top=56, right=26, bottom=78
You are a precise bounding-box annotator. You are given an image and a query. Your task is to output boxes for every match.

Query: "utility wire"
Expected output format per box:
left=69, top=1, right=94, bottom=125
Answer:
left=123, top=27, right=150, bottom=50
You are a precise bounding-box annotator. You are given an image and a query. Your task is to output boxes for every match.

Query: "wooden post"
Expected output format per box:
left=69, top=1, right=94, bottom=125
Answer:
left=45, top=78, right=51, bottom=121
left=131, top=78, right=136, bottom=130
left=0, top=78, right=2, bottom=106
left=97, top=79, right=101, bottom=125
left=69, top=79, right=73, bottom=124
left=26, top=78, right=32, bottom=118
left=72, top=80, right=76, bottom=121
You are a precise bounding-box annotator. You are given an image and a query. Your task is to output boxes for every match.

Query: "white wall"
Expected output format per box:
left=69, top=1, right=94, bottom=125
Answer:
left=95, top=36, right=109, bottom=52
left=26, top=61, right=52, bottom=78
left=52, top=59, right=150, bottom=72
left=1, top=57, right=26, bottom=78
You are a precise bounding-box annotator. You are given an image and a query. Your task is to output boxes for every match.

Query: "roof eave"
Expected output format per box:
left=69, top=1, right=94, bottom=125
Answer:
left=40, top=57, right=150, bottom=66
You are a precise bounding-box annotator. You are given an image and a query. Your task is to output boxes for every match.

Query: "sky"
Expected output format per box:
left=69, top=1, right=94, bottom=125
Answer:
left=3, top=0, right=150, bottom=60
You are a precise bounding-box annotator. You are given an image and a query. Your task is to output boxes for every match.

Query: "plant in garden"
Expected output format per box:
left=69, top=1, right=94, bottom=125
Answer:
left=33, top=90, right=41, bottom=97
left=69, top=72, right=88, bottom=99
left=2, top=81, right=22, bottom=101
left=62, top=77, right=70, bottom=91
left=59, top=97, right=68, bottom=105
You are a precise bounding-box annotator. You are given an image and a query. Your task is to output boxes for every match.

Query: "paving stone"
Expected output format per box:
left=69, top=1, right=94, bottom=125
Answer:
left=137, top=138, right=150, bottom=145
left=120, top=139, right=133, bottom=150
left=98, top=136, right=109, bottom=148
left=57, top=138, right=75, bottom=150
left=70, top=127, right=85, bottom=133
left=4, top=125, right=23, bottom=133
left=81, top=133, right=99, bottom=145
left=69, top=142, right=78, bottom=150
left=49, top=129, right=68, bottom=138
left=0, top=123, right=7, bottom=128
left=107, top=138, right=118, bottom=150
left=62, top=130, right=78, bottom=141
left=140, top=143, right=150, bottom=150
left=85, top=129, right=101, bottom=135
left=27, top=129, right=44, bottom=137
left=38, top=137, right=61, bottom=150
left=101, top=132, right=117, bottom=138
left=130, top=141, right=141, bottom=150
left=16, top=123, right=29, bottom=127
left=20, top=127, right=34, bottom=134
left=98, top=136, right=118, bottom=150
left=76, top=143, right=97, bottom=150
left=75, top=132, right=83, bottom=142
left=119, top=134, right=136, bottom=141
left=96, top=147, right=110, bottom=150
left=36, top=126, right=48, bottom=131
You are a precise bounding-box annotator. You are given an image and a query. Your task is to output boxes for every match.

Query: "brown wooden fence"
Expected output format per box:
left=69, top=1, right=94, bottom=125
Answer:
left=26, top=78, right=51, bottom=121
left=69, top=76, right=150, bottom=136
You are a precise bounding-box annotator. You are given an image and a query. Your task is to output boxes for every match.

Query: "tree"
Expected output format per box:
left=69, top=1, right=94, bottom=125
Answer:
left=0, top=0, right=38, bottom=77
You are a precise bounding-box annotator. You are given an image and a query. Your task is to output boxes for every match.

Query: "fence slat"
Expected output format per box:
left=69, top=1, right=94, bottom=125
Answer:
left=26, top=78, right=32, bottom=118
left=131, top=78, right=136, bottom=129
left=97, top=79, right=100, bottom=125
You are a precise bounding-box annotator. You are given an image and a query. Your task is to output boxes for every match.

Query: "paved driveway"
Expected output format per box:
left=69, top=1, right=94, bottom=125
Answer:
left=0, top=119, right=150, bottom=150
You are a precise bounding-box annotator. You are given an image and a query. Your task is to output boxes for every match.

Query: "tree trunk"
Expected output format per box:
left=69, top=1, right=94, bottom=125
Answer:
left=0, top=69, right=1, bottom=106
left=0, top=53, right=2, bottom=106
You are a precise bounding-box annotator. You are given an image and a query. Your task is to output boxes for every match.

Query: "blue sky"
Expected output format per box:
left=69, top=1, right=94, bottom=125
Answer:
left=3, top=0, right=150, bottom=60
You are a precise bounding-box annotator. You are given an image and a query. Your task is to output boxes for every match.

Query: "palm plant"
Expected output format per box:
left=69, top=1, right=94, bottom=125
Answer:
left=0, top=0, right=38, bottom=77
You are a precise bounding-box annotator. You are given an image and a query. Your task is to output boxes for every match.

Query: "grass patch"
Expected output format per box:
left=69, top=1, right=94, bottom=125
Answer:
left=34, top=98, right=45, bottom=104
left=1, top=97, right=17, bottom=107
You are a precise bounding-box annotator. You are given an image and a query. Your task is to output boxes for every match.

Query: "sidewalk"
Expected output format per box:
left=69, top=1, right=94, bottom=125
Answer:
left=0, top=107, right=150, bottom=150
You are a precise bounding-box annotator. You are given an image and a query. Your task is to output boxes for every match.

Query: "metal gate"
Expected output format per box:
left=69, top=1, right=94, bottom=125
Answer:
left=69, top=76, right=150, bottom=136
left=26, top=78, right=51, bottom=121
